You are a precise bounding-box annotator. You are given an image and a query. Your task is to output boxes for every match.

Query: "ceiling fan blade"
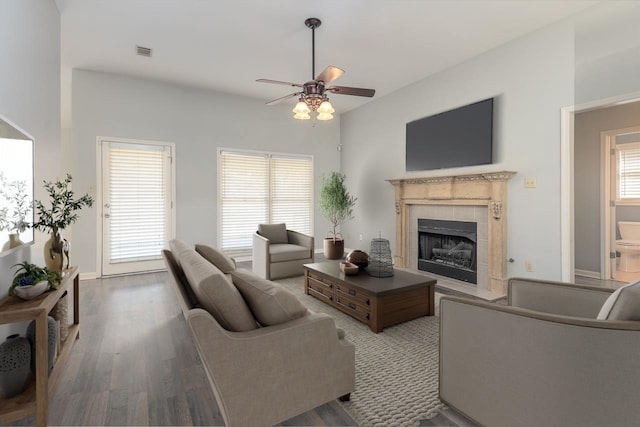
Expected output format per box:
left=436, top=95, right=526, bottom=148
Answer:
left=266, top=92, right=301, bottom=106
left=314, top=66, right=345, bottom=85
left=256, top=79, right=303, bottom=88
left=327, top=85, right=375, bottom=97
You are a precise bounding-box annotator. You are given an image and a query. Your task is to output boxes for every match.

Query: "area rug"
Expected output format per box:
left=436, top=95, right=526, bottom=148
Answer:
left=276, top=277, right=445, bottom=427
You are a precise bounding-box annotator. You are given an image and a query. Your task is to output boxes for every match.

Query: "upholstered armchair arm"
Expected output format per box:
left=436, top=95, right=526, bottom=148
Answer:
left=187, top=309, right=355, bottom=427
left=439, top=296, right=640, bottom=427
left=252, top=232, right=270, bottom=279
left=287, top=230, right=314, bottom=255
left=508, top=277, right=613, bottom=318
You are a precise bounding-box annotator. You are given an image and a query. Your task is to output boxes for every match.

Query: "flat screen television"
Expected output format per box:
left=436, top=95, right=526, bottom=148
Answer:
left=406, top=98, right=494, bottom=171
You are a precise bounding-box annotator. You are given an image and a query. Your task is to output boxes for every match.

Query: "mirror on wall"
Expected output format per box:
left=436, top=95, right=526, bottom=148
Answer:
left=0, top=115, right=34, bottom=256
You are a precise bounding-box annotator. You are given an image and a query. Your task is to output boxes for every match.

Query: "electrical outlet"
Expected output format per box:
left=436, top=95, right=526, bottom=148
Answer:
left=359, top=234, right=363, bottom=241
left=525, top=261, right=534, bottom=272
left=525, top=178, right=537, bottom=188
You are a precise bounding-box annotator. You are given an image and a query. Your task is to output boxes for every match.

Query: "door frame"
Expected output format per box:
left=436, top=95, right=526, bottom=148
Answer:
left=95, top=136, right=176, bottom=277
left=561, top=90, right=640, bottom=281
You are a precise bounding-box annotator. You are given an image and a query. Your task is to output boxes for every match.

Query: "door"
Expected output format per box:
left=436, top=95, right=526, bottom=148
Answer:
left=100, top=138, right=175, bottom=276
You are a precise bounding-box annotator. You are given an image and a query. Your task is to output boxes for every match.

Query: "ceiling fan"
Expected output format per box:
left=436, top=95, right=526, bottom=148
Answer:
left=257, top=17, right=375, bottom=120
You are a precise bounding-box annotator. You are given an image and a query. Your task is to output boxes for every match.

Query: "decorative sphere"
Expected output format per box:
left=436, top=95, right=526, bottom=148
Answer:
left=346, top=250, right=369, bottom=271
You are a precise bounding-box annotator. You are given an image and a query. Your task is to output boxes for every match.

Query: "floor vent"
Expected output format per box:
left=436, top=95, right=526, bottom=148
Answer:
left=136, top=45, right=152, bottom=57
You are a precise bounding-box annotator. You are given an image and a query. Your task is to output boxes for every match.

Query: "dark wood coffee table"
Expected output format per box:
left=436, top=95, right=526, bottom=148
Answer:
left=303, top=261, right=436, bottom=333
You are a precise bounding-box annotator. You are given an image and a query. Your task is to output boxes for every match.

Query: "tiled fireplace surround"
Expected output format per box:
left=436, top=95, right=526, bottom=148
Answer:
left=388, top=171, right=516, bottom=294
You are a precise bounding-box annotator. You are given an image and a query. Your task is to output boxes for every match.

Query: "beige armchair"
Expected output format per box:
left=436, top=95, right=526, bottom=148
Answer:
left=439, top=277, right=640, bottom=427
left=253, top=223, right=314, bottom=280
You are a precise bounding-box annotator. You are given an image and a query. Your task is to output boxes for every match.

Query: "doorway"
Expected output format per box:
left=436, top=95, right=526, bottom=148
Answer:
left=98, top=137, right=175, bottom=276
left=603, top=128, right=640, bottom=282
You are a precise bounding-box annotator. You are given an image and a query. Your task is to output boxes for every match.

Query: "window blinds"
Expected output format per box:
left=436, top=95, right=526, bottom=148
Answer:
left=618, top=142, right=640, bottom=200
left=107, top=143, right=167, bottom=263
left=219, top=150, right=313, bottom=255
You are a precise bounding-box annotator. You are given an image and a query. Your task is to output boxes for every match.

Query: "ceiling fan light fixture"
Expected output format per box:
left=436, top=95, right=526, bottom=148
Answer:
left=316, top=112, right=334, bottom=121
left=294, top=112, right=311, bottom=120
left=293, top=101, right=311, bottom=115
left=317, top=100, right=335, bottom=114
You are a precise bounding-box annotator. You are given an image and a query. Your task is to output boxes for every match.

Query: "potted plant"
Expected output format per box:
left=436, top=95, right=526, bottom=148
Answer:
left=318, top=172, right=357, bottom=259
left=0, top=173, right=31, bottom=249
left=9, top=261, right=60, bottom=300
left=32, top=174, right=94, bottom=271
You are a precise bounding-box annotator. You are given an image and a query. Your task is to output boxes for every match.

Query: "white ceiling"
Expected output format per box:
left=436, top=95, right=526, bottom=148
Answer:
left=55, top=0, right=599, bottom=125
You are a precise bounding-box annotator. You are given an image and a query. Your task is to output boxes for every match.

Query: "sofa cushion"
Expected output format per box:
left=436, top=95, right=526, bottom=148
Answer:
left=258, top=223, right=288, bottom=244
left=180, top=250, right=257, bottom=331
left=163, top=249, right=199, bottom=309
left=231, top=268, right=308, bottom=326
left=169, top=239, right=192, bottom=267
left=269, top=243, right=311, bottom=262
left=195, top=243, right=236, bottom=273
left=597, top=280, right=640, bottom=320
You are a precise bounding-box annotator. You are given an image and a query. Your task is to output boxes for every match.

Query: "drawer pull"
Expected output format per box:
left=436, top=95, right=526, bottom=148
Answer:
left=348, top=289, right=356, bottom=296
left=348, top=302, right=356, bottom=310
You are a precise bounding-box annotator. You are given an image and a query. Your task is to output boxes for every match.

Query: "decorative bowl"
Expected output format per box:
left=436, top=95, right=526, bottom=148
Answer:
left=14, top=281, right=49, bottom=300
left=346, top=249, right=369, bottom=271
left=340, top=261, right=359, bottom=275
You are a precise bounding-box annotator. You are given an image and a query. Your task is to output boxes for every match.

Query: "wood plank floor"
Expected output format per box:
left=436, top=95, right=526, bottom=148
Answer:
left=13, top=271, right=356, bottom=426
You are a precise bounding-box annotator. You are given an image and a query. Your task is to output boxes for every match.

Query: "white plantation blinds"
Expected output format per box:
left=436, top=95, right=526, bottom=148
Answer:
left=618, top=142, right=640, bottom=202
left=107, top=143, right=168, bottom=262
left=219, top=150, right=313, bottom=255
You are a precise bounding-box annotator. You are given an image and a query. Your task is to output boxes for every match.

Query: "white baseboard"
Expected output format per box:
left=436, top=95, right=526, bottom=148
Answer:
left=575, top=269, right=601, bottom=279
left=79, top=272, right=98, bottom=281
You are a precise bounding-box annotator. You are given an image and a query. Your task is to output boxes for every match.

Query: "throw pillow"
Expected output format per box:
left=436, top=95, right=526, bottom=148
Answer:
left=231, top=268, right=308, bottom=326
left=597, top=279, right=640, bottom=320
left=195, top=244, right=236, bottom=273
left=258, top=223, right=288, bottom=244
left=180, top=250, right=257, bottom=331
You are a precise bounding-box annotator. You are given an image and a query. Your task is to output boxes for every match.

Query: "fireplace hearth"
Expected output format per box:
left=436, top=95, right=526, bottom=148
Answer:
left=418, top=219, right=477, bottom=284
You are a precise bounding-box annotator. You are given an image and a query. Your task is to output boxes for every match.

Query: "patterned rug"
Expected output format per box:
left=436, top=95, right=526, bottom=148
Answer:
left=276, top=277, right=445, bottom=427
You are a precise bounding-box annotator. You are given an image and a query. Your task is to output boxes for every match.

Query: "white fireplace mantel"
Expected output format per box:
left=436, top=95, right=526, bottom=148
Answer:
left=388, top=171, right=516, bottom=294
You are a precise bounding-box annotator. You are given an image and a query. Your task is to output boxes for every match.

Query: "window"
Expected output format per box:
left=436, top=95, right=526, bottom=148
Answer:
left=617, top=142, right=640, bottom=204
left=218, top=149, right=313, bottom=256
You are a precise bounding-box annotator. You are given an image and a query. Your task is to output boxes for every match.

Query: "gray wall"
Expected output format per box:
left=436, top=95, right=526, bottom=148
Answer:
left=340, top=18, right=575, bottom=280
left=70, top=70, right=341, bottom=275
left=574, top=103, right=640, bottom=273
left=0, top=0, right=61, bottom=334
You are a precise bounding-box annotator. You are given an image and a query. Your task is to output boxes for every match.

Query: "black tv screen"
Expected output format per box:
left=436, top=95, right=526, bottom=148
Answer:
left=406, top=98, right=493, bottom=171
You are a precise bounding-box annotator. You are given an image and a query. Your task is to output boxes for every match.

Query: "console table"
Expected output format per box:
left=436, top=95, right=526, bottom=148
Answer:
left=304, top=261, right=436, bottom=333
left=0, top=267, right=80, bottom=427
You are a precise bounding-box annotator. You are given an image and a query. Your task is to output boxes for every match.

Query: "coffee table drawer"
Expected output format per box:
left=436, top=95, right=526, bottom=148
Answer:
left=335, top=295, right=370, bottom=323
left=307, top=278, right=333, bottom=302
left=335, top=283, right=370, bottom=306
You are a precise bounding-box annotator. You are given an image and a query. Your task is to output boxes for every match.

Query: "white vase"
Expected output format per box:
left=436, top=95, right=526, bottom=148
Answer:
left=1, top=234, right=23, bottom=251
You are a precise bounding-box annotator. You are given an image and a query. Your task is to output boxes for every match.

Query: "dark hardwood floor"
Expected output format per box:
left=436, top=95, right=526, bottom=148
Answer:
left=14, top=270, right=356, bottom=426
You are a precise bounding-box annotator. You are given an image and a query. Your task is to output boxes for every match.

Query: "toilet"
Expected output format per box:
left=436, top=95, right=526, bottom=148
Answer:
left=616, top=221, right=640, bottom=272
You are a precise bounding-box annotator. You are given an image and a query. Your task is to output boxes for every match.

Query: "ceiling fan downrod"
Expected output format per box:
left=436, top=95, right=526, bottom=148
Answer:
left=305, top=18, right=321, bottom=81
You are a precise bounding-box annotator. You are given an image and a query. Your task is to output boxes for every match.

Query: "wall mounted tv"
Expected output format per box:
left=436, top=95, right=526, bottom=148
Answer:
left=406, top=97, right=494, bottom=171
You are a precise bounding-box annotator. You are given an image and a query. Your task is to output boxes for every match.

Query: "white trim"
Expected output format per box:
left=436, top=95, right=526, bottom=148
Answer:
left=79, top=272, right=98, bottom=281
left=560, top=90, right=640, bottom=282
left=575, top=269, right=601, bottom=280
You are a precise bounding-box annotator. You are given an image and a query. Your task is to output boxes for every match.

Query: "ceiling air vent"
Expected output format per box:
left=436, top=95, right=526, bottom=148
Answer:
left=136, top=45, right=152, bottom=57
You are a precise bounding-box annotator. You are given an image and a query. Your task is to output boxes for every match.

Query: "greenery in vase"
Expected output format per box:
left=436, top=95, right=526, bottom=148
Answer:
left=32, top=174, right=94, bottom=234
left=8, top=261, right=60, bottom=296
left=0, top=172, right=31, bottom=234
left=318, top=172, right=357, bottom=241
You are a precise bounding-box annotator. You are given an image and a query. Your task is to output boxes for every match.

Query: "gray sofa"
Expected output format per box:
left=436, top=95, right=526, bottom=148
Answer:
left=162, top=239, right=354, bottom=427
left=439, top=277, right=640, bottom=427
left=252, top=223, right=314, bottom=280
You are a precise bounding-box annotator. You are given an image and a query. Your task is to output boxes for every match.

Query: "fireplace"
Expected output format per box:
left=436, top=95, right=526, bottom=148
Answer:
left=418, top=219, right=477, bottom=284
left=388, top=171, right=515, bottom=294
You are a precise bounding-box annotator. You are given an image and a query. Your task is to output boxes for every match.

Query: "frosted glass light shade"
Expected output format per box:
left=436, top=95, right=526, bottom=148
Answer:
left=317, top=112, right=333, bottom=121
left=293, top=101, right=311, bottom=114
left=294, top=112, right=311, bottom=120
left=317, top=101, right=335, bottom=114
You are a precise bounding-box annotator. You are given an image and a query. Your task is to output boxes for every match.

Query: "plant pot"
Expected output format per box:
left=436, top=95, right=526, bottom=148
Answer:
left=324, top=238, right=345, bottom=260
left=14, top=280, right=49, bottom=300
